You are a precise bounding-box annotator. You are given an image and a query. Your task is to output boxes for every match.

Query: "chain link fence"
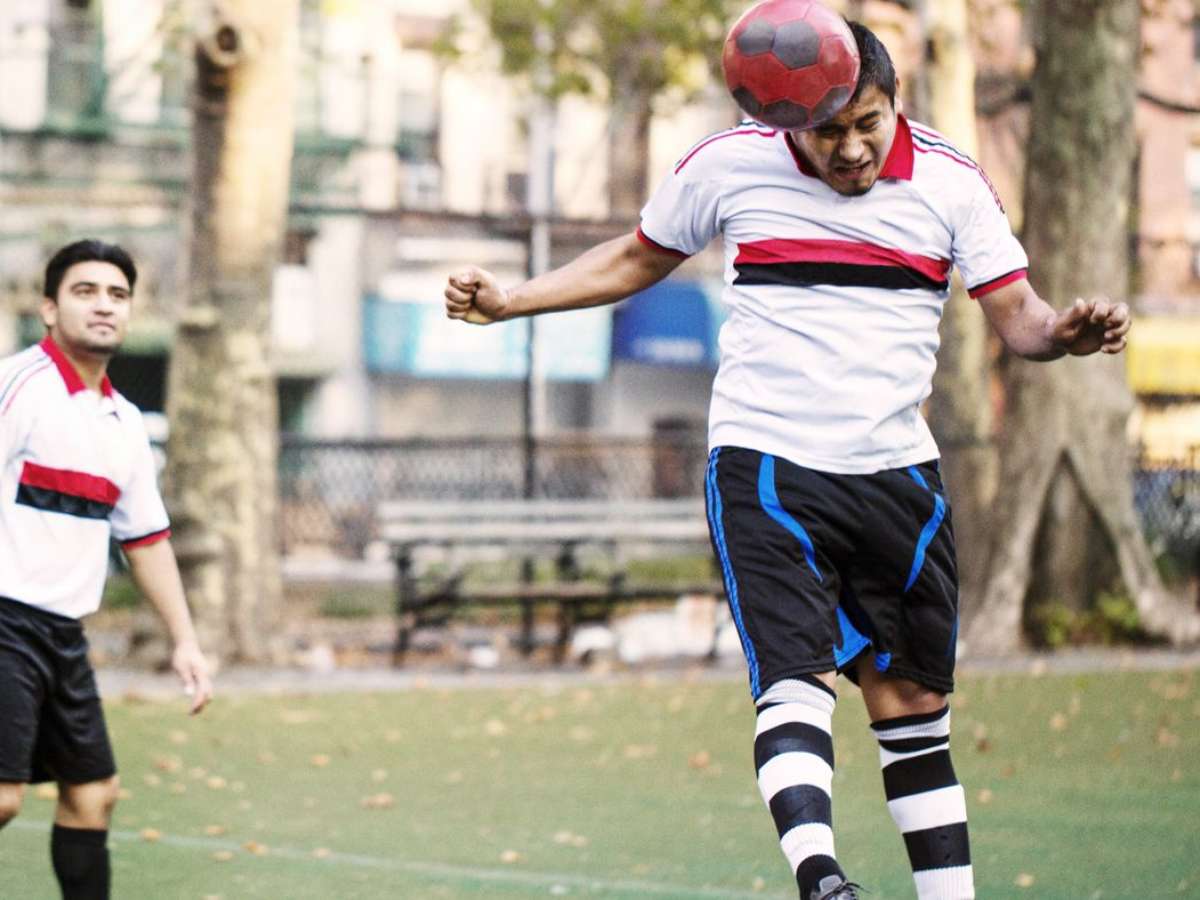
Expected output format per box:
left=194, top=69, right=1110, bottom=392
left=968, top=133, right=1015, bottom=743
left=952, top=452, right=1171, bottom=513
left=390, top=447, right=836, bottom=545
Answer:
left=276, top=435, right=1200, bottom=580
left=278, top=432, right=709, bottom=559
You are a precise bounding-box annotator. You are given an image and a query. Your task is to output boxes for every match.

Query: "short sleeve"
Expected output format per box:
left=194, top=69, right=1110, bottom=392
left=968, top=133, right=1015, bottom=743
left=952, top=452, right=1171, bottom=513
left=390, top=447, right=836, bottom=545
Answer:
left=110, top=416, right=170, bottom=548
left=638, top=167, right=723, bottom=258
left=951, top=169, right=1029, bottom=298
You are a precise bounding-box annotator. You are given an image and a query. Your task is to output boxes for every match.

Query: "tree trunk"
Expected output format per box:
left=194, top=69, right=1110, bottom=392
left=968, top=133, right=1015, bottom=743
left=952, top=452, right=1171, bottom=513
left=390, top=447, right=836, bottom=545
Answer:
left=924, top=0, right=996, bottom=612
left=964, top=0, right=1199, bottom=654
left=165, top=0, right=299, bottom=664
left=607, top=78, right=653, bottom=219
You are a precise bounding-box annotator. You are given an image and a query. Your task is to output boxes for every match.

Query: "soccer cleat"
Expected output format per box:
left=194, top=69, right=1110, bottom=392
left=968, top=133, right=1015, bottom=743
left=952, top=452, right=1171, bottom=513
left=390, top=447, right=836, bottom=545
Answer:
left=809, top=874, right=863, bottom=900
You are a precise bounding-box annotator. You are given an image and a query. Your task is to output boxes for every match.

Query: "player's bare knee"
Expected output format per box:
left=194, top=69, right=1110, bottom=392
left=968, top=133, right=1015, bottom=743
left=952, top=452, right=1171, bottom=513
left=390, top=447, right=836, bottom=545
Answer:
left=57, top=775, right=120, bottom=827
left=0, top=784, right=25, bottom=826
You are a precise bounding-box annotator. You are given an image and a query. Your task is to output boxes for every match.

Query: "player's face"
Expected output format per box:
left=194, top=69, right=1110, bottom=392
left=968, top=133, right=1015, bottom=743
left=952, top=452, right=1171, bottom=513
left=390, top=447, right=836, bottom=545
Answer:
left=41, top=260, right=132, bottom=358
left=793, top=84, right=898, bottom=196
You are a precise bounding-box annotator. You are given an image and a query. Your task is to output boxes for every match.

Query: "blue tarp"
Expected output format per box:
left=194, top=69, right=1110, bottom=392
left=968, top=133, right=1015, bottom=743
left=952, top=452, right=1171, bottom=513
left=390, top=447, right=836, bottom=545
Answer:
left=611, top=279, right=722, bottom=368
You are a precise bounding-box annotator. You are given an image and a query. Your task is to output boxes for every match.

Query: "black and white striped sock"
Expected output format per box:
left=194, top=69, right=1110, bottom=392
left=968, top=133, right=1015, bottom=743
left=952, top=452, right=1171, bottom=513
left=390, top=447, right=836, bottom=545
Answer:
left=872, top=705, right=974, bottom=899
left=755, top=676, right=844, bottom=898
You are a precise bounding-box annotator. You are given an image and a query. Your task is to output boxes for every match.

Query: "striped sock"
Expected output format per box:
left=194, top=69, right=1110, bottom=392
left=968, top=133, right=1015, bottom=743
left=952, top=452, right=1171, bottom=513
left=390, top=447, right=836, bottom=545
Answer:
left=872, top=706, right=975, bottom=899
left=755, top=676, right=844, bottom=898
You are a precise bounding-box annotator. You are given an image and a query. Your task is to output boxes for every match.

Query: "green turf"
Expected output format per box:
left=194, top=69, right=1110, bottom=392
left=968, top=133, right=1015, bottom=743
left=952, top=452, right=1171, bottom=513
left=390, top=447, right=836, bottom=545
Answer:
left=2, top=668, right=1198, bottom=898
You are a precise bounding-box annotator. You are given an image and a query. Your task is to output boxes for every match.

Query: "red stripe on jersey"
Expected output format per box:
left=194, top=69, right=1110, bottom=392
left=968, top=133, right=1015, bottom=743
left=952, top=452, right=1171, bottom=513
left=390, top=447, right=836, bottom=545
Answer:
left=636, top=227, right=689, bottom=259
left=735, top=239, right=951, bottom=284
left=121, top=528, right=171, bottom=549
left=674, top=127, right=776, bottom=174
left=968, top=268, right=1027, bottom=298
left=912, top=137, right=1007, bottom=212
left=20, top=461, right=121, bottom=505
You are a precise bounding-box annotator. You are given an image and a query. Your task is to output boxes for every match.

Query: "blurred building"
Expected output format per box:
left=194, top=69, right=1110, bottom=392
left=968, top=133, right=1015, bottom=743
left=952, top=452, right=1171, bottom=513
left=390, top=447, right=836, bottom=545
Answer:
left=0, top=0, right=1197, bottom=461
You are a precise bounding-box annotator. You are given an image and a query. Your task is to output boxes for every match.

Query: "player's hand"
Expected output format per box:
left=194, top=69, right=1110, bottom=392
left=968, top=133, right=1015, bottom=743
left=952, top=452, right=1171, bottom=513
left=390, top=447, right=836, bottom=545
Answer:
left=1051, top=296, right=1131, bottom=356
left=172, top=640, right=213, bottom=715
left=445, top=266, right=511, bottom=325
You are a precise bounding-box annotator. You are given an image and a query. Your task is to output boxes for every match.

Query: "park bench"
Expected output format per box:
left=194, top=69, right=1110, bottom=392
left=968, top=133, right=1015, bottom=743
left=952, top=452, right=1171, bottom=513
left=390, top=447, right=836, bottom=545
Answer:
left=378, top=498, right=724, bottom=664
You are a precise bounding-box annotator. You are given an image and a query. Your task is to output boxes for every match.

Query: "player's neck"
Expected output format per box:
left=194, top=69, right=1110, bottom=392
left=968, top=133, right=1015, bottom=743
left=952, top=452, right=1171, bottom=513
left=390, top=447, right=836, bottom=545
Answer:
left=49, top=335, right=111, bottom=394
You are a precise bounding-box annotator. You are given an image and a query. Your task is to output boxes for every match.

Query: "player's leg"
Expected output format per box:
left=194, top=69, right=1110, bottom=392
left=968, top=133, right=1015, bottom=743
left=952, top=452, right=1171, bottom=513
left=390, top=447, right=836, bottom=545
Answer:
left=0, top=783, right=25, bottom=828
left=847, top=462, right=972, bottom=899
left=51, top=776, right=119, bottom=900
left=707, top=448, right=860, bottom=900
left=858, top=662, right=973, bottom=899
left=40, top=617, right=119, bottom=900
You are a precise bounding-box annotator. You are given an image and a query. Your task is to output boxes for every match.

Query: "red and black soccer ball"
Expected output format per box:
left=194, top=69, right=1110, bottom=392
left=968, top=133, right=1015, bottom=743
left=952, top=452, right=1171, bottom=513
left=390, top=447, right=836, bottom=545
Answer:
left=722, top=0, right=861, bottom=131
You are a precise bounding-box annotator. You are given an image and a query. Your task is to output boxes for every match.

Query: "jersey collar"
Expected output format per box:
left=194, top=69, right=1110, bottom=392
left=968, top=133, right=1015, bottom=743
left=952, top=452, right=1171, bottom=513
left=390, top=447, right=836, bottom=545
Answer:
left=40, top=336, right=114, bottom=398
left=786, top=113, right=915, bottom=182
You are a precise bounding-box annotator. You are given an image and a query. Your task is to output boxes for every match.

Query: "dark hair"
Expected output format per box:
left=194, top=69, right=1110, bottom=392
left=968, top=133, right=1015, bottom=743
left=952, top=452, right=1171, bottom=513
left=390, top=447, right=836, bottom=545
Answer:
left=43, top=239, right=137, bottom=300
left=848, top=21, right=897, bottom=106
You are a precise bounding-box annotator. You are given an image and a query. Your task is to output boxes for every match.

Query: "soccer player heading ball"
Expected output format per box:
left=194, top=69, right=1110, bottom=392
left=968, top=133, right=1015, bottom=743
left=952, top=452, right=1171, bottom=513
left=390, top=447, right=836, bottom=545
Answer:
left=445, top=8, right=1129, bottom=900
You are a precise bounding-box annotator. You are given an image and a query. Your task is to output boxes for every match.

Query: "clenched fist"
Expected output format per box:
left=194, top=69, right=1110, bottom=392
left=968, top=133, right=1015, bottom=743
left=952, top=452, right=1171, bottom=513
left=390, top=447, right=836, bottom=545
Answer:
left=445, top=266, right=512, bottom=325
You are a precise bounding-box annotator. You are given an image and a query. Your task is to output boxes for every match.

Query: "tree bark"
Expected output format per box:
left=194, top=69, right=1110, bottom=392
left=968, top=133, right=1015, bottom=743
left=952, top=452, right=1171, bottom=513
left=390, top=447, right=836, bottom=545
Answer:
left=964, top=0, right=1199, bottom=654
left=924, top=0, right=996, bottom=612
left=165, top=0, right=299, bottom=664
left=606, top=65, right=654, bottom=219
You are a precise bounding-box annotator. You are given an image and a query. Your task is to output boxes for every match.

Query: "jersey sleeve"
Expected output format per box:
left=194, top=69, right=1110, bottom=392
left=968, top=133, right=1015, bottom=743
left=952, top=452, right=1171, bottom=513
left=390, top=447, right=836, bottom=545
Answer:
left=951, top=169, right=1029, bottom=298
left=110, top=414, right=170, bottom=548
left=638, top=166, right=723, bottom=258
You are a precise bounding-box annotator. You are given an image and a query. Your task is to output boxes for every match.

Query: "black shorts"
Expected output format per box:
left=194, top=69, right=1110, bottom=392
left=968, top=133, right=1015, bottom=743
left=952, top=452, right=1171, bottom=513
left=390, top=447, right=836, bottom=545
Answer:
left=0, top=597, right=117, bottom=785
left=705, top=446, right=959, bottom=699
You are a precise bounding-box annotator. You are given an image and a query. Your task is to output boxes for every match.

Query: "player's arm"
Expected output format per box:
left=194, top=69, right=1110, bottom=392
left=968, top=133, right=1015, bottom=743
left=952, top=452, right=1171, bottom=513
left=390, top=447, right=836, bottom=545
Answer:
left=124, top=539, right=213, bottom=715
left=445, top=231, right=685, bottom=325
left=976, top=277, right=1130, bottom=361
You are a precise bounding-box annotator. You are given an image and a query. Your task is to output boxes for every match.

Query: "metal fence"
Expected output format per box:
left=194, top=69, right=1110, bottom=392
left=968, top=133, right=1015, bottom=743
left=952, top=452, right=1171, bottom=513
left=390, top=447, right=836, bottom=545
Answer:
left=277, top=435, right=1200, bottom=578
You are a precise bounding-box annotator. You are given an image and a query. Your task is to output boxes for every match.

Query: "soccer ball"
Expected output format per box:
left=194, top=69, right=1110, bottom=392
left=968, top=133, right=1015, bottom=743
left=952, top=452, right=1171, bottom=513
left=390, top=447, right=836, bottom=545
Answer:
left=722, top=0, right=861, bottom=131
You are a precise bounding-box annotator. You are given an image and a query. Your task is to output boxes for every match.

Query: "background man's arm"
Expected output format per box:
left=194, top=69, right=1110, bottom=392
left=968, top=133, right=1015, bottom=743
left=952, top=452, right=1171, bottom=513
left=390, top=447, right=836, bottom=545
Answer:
left=976, top=277, right=1130, bottom=361
left=445, top=232, right=685, bottom=325
left=125, top=539, right=213, bottom=714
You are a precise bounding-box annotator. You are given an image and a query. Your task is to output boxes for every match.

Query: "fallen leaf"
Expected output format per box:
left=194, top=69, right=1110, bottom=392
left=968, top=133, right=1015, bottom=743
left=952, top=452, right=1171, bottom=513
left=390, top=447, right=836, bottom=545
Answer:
left=384, top=729, right=403, bottom=743
left=360, top=792, right=395, bottom=810
left=623, top=744, right=657, bottom=759
left=143, top=774, right=162, bottom=787
left=117, top=788, right=133, bottom=801
left=371, top=769, right=388, bottom=783
left=752, top=876, right=766, bottom=892
left=256, top=751, right=277, bottom=765
left=568, top=726, right=594, bottom=743
left=1155, top=727, right=1180, bottom=748
left=688, top=750, right=712, bottom=770
left=206, top=776, right=227, bottom=790
left=169, top=783, right=187, bottom=795
left=976, top=788, right=994, bottom=805
left=484, top=719, right=508, bottom=737
left=312, top=847, right=332, bottom=859
left=211, top=851, right=234, bottom=863
left=204, top=824, right=227, bottom=837
left=1049, top=713, right=1068, bottom=732
left=140, top=828, right=161, bottom=843
left=153, top=756, right=183, bottom=774
left=242, top=840, right=268, bottom=856
left=499, top=849, right=522, bottom=864
left=1015, top=873, right=1035, bottom=888
left=310, top=754, right=331, bottom=768
left=445, top=770, right=464, bottom=784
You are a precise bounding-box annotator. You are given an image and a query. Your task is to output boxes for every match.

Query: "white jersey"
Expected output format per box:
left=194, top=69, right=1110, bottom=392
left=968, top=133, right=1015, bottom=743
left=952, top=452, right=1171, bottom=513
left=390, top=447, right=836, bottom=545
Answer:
left=0, top=337, right=170, bottom=618
left=638, top=115, right=1028, bottom=474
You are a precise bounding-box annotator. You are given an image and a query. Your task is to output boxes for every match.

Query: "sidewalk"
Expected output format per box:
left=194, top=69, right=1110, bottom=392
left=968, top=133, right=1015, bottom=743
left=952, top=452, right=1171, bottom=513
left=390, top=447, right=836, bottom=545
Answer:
left=95, top=646, right=1200, bottom=701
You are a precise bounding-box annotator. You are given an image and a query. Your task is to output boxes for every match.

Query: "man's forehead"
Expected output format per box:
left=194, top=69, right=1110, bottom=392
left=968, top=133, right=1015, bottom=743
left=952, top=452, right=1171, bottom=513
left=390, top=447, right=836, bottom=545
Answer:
left=826, top=86, right=890, bottom=126
left=62, top=260, right=130, bottom=291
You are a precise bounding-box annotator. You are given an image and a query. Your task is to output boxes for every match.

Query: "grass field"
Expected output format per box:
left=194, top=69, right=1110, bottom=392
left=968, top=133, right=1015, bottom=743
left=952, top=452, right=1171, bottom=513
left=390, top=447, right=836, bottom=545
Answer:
left=2, top=667, right=1198, bottom=899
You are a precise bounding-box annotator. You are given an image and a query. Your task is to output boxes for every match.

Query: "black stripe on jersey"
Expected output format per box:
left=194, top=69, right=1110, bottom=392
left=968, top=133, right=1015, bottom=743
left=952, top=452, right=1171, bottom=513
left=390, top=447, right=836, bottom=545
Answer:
left=755, top=722, right=835, bottom=771
left=768, top=784, right=833, bottom=838
left=16, top=485, right=114, bottom=520
left=903, top=822, right=972, bottom=871
left=735, top=261, right=949, bottom=292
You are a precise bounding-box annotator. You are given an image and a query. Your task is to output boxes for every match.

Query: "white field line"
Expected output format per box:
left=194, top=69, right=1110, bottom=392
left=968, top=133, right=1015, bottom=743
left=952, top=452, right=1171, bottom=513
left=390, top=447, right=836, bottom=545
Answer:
left=9, top=819, right=789, bottom=899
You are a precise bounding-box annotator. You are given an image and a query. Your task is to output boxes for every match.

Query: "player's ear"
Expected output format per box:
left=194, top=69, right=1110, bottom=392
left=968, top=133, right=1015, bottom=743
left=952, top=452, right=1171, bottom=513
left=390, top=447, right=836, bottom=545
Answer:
left=893, top=77, right=903, bottom=115
left=39, top=296, right=57, bottom=331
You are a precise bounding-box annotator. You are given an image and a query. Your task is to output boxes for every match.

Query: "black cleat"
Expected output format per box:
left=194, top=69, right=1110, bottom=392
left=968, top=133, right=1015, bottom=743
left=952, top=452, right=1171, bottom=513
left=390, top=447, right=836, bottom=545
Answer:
left=809, top=875, right=863, bottom=900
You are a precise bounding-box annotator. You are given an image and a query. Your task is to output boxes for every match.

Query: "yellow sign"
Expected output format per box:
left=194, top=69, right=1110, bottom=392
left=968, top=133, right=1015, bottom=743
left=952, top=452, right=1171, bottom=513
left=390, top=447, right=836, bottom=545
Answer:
left=1126, top=316, right=1200, bottom=396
